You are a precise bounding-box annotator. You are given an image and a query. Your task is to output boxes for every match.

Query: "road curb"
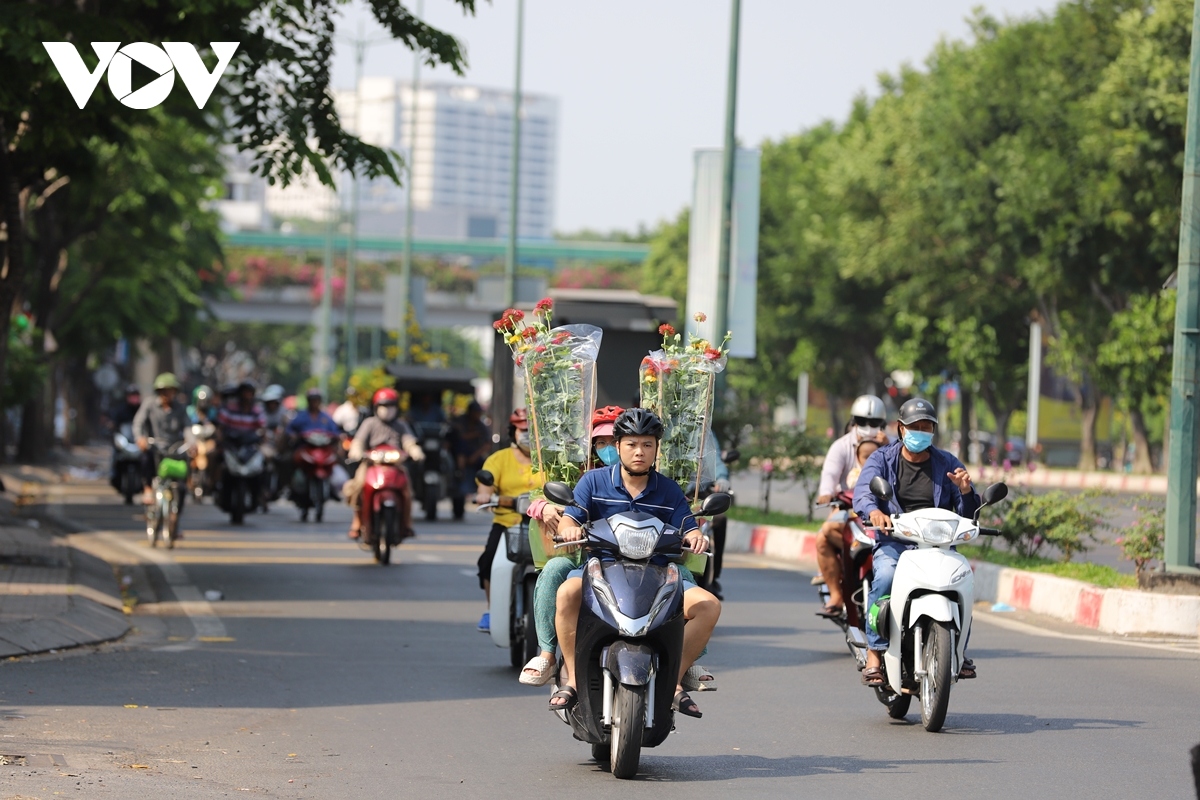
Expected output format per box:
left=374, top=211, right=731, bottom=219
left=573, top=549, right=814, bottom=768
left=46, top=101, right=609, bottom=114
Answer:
left=724, top=519, right=1200, bottom=639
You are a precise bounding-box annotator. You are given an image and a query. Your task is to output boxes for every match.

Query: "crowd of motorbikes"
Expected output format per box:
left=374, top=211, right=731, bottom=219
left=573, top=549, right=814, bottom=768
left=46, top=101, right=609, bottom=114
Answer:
left=108, top=385, right=470, bottom=565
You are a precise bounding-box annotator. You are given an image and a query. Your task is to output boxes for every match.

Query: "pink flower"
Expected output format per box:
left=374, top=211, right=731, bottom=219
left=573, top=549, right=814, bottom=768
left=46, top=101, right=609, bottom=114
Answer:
left=693, top=311, right=707, bottom=323
left=659, top=323, right=675, bottom=337
left=535, top=297, right=554, bottom=314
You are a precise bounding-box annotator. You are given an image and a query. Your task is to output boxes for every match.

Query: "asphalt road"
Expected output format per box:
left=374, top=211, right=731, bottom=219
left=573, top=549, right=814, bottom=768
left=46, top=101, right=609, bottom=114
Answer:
left=2, top=488, right=1198, bottom=798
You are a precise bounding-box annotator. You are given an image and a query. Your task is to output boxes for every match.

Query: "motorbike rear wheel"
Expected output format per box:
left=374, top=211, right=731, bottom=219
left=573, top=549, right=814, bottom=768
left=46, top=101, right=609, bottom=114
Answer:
left=920, top=620, right=954, bottom=732
left=509, top=577, right=536, bottom=669
left=311, top=478, right=326, bottom=523
left=610, top=684, right=647, bottom=779
left=230, top=481, right=245, bottom=525
left=884, top=691, right=912, bottom=720
left=375, top=506, right=395, bottom=565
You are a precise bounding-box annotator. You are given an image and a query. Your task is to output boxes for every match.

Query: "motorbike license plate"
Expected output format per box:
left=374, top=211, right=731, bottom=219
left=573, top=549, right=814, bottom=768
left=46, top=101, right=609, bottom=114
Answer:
left=424, top=471, right=441, bottom=485
left=424, top=439, right=439, bottom=450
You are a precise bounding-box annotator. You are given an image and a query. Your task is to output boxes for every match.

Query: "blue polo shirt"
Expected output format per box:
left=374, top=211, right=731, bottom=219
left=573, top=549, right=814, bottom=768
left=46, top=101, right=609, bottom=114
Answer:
left=564, top=466, right=699, bottom=536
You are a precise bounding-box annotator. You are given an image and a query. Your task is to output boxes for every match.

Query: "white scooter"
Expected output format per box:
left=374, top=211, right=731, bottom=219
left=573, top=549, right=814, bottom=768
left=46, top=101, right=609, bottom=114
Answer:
left=477, top=471, right=538, bottom=668
left=865, top=476, right=1008, bottom=732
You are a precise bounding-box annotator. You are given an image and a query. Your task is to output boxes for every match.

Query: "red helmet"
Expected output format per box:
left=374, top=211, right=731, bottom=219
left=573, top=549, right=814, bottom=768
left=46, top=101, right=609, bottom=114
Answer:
left=591, top=405, right=623, bottom=438
left=509, top=408, right=529, bottom=430
left=373, top=387, right=399, bottom=406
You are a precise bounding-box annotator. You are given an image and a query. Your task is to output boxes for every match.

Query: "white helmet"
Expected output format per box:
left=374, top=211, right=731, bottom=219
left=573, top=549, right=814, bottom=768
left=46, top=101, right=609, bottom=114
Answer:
left=849, top=394, right=886, bottom=422
left=262, top=384, right=285, bottom=403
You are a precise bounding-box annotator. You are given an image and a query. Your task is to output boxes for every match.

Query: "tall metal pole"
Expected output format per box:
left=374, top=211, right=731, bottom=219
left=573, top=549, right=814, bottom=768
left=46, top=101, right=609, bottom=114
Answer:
left=344, top=26, right=367, bottom=377
left=504, top=0, right=525, bottom=308
left=713, top=0, right=741, bottom=356
left=399, top=0, right=424, bottom=366
left=1026, top=321, right=1042, bottom=461
left=319, top=192, right=335, bottom=398
left=1165, top=1, right=1200, bottom=574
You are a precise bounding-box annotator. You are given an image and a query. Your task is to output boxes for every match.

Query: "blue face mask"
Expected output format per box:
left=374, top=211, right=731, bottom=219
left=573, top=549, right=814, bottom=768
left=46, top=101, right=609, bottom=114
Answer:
left=596, top=445, right=619, bottom=466
left=902, top=429, right=934, bottom=453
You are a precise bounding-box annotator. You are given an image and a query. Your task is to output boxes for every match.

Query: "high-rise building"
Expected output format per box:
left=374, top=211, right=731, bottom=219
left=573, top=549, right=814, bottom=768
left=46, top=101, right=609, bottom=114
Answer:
left=260, top=78, right=559, bottom=241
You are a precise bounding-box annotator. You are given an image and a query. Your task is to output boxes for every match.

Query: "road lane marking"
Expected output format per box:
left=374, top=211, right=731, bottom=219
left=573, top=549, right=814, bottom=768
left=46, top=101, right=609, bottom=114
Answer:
left=975, top=608, right=1200, bottom=654
left=94, top=531, right=228, bottom=652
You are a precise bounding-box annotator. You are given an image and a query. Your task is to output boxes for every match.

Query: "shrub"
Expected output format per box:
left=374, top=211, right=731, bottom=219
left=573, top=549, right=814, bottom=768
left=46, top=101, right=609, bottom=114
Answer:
left=1116, top=495, right=1164, bottom=578
left=981, top=488, right=1107, bottom=562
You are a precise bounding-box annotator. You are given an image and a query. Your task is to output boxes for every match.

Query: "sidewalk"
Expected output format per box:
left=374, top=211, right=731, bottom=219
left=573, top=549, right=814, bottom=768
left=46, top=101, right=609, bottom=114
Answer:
left=0, top=459, right=131, bottom=658
left=723, top=519, right=1200, bottom=640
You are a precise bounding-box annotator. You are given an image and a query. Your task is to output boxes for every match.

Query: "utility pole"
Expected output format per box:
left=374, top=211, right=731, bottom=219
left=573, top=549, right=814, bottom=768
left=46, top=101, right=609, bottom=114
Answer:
left=398, top=0, right=424, bottom=367
left=504, top=0, right=525, bottom=308
left=1165, top=1, right=1200, bottom=574
left=713, top=0, right=741, bottom=408
left=319, top=190, right=335, bottom=398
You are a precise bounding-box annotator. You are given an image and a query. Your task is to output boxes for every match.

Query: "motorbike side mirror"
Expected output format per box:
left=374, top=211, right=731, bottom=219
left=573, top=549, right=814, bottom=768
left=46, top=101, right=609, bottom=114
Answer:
left=722, top=449, right=741, bottom=465
left=697, top=491, right=731, bottom=517
left=514, top=495, right=532, bottom=516
left=981, top=482, right=1008, bottom=506
left=869, top=476, right=894, bottom=503
left=475, top=470, right=494, bottom=487
left=543, top=481, right=579, bottom=508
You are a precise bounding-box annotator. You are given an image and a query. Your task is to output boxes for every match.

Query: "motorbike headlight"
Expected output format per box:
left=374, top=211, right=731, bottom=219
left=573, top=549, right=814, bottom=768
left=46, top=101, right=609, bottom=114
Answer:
left=913, top=518, right=955, bottom=545
left=114, top=433, right=129, bottom=448
left=612, top=522, right=660, bottom=560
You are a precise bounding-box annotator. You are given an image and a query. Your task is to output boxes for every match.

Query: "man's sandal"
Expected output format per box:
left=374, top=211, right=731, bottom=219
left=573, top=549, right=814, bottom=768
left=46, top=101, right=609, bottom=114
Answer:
left=519, top=656, right=555, bottom=686
left=682, top=664, right=716, bottom=692
left=816, top=603, right=844, bottom=620
left=548, top=686, right=577, bottom=711
left=673, top=690, right=702, bottom=719
left=861, top=666, right=885, bottom=687
left=958, top=658, right=977, bottom=679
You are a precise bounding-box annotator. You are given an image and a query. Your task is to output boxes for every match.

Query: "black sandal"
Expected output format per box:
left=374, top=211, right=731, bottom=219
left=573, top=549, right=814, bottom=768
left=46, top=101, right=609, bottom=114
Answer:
left=958, top=658, right=977, bottom=679
left=861, top=666, right=885, bottom=687
left=673, top=690, right=702, bottom=719
left=816, top=603, right=844, bottom=620
left=548, top=686, right=577, bottom=711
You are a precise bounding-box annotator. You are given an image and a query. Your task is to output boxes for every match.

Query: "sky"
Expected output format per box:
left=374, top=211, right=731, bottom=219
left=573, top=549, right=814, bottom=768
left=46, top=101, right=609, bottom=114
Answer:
left=331, top=0, right=1062, bottom=236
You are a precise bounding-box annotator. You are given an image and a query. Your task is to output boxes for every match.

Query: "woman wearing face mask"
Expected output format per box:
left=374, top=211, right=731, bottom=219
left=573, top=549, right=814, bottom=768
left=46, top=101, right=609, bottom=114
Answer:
left=517, top=405, right=623, bottom=684
left=475, top=409, right=544, bottom=633
left=343, top=387, right=425, bottom=541
left=852, top=396, right=980, bottom=687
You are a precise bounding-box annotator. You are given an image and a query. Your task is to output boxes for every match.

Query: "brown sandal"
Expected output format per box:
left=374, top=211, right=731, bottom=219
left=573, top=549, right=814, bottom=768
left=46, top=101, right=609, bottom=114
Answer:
left=958, top=658, right=977, bottom=679
left=861, top=666, right=885, bottom=687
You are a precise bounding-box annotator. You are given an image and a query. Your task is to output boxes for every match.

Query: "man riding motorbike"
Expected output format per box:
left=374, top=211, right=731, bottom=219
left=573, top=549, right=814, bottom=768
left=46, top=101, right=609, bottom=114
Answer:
left=551, top=408, right=720, bottom=719
left=343, top=388, right=424, bottom=541
left=285, top=388, right=340, bottom=503
left=814, top=394, right=888, bottom=618
left=475, top=408, right=543, bottom=633
left=853, top=396, right=980, bottom=687
left=187, top=384, right=218, bottom=425
left=108, top=383, right=142, bottom=491
left=133, top=373, right=193, bottom=510
left=333, top=385, right=363, bottom=435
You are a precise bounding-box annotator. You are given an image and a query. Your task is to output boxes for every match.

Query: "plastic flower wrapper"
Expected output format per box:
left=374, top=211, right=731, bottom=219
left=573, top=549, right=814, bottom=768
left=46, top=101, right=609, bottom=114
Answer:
left=494, top=299, right=602, bottom=488
left=639, top=317, right=730, bottom=498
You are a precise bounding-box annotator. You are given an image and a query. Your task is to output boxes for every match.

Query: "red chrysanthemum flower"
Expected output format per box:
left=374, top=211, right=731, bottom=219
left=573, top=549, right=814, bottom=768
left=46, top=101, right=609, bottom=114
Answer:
left=658, top=323, right=676, bottom=337
left=535, top=345, right=547, bottom=353
left=532, top=360, right=547, bottom=376
left=535, top=297, right=554, bottom=314
left=704, top=347, right=722, bottom=360
left=521, top=327, right=539, bottom=340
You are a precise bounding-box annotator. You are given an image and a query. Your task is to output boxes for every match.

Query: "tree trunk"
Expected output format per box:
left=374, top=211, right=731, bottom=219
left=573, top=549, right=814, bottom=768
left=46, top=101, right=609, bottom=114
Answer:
left=1078, top=385, right=1098, bottom=472
left=959, top=387, right=973, bottom=465
left=1128, top=406, right=1154, bottom=475
left=0, top=119, right=28, bottom=463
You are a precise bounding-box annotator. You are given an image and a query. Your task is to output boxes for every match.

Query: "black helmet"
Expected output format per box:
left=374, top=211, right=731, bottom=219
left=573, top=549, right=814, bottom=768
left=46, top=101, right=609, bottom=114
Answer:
left=898, top=397, right=938, bottom=426
left=220, top=382, right=240, bottom=397
left=238, top=379, right=257, bottom=394
left=613, top=408, right=664, bottom=440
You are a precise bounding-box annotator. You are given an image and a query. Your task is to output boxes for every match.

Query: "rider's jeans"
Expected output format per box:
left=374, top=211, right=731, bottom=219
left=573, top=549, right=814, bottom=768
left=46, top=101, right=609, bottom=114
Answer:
left=866, top=539, right=914, bottom=651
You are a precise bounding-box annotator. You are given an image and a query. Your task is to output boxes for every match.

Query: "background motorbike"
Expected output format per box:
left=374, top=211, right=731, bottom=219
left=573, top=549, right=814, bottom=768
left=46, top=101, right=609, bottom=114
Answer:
left=813, top=489, right=874, bottom=668
left=477, top=470, right=538, bottom=668
left=145, top=439, right=190, bottom=549
left=864, top=477, right=1008, bottom=731
left=359, top=446, right=410, bottom=565
left=220, top=430, right=264, bottom=525
left=410, top=420, right=452, bottom=521
left=291, top=431, right=339, bottom=522
left=188, top=421, right=217, bottom=502
left=543, top=480, right=730, bottom=779
left=112, top=423, right=142, bottom=505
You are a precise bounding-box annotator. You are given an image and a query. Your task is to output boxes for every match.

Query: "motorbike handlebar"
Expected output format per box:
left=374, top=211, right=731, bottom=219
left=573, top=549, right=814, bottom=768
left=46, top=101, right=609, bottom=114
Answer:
left=977, top=527, right=1003, bottom=536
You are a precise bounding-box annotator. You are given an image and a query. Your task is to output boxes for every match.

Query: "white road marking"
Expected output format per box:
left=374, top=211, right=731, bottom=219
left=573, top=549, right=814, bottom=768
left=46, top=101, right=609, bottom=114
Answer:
left=974, top=608, right=1200, bottom=655
left=95, top=531, right=228, bottom=651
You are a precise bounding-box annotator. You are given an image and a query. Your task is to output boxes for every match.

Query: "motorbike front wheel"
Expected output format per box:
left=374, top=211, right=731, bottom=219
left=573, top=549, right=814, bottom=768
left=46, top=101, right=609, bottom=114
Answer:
left=610, top=683, right=647, bottom=779
left=591, top=742, right=610, bottom=764
left=375, top=506, right=395, bottom=565
left=230, top=480, right=245, bottom=525
left=920, top=620, right=954, bottom=732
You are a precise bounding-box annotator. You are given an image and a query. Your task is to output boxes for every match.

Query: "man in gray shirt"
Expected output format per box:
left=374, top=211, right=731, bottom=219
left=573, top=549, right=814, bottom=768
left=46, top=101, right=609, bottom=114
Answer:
left=133, top=373, right=193, bottom=505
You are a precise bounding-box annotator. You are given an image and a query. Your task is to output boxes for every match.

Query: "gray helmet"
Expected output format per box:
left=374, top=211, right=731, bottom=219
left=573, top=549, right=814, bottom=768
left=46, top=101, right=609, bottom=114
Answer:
left=262, top=384, right=285, bottom=403
left=613, top=408, right=664, bottom=440
left=897, top=397, right=938, bottom=426
left=850, top=394, right=886, bottom=426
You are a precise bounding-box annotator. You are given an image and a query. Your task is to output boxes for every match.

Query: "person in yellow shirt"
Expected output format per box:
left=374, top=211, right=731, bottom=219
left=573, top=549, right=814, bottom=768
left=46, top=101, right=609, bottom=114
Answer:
left=474, top=408, right=544, bottom=632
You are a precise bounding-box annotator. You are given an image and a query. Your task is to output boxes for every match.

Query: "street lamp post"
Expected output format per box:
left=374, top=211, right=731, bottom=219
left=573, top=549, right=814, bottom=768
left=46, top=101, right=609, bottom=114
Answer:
left=398, top=0, right=424, bottom=367
left=1165, top=1, right=1200, bottom=574
left=713, top=0, right=741, bottom=407
left=504, top=0, right=525, bottom=308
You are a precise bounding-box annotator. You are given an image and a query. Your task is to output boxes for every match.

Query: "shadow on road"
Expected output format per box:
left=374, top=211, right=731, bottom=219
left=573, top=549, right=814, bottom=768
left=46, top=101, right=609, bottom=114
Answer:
left=604, top=754, right=998, bottom=782
left=943, top=712, right=1144, bottom=735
